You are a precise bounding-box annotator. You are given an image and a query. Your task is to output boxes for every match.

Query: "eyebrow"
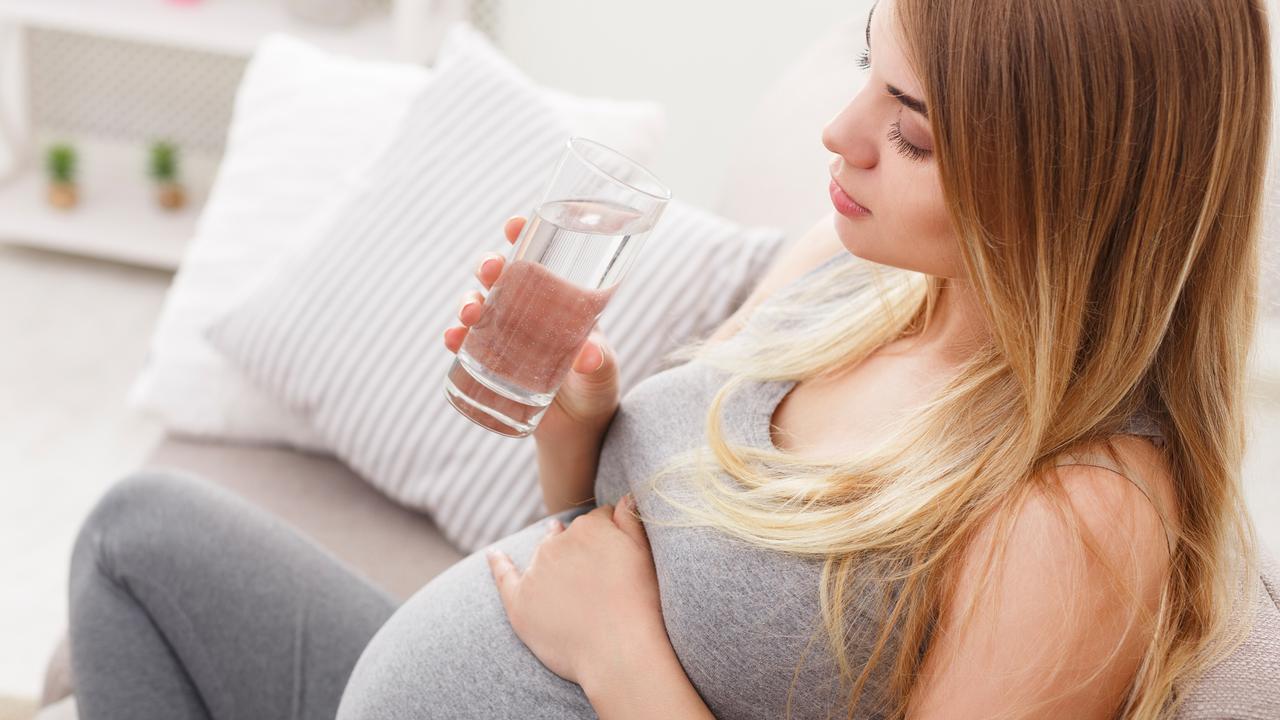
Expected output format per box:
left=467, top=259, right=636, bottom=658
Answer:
left=865, top=1, right=930, bottom=118
left=888, top=85, right=929, bottom=116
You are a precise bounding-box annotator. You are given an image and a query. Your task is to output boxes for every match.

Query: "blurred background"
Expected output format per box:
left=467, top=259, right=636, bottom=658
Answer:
left=0, top=0, right=1276, bottom=714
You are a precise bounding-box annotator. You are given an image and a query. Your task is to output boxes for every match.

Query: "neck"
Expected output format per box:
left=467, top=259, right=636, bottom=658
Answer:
left=896, top=277, right=991, bottom=367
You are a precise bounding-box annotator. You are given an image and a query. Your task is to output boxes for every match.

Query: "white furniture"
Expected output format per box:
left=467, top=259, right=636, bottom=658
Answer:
left=0, top=0, right=475, bottom=270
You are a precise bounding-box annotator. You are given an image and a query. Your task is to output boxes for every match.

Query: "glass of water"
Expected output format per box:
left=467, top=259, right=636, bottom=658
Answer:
left=444, top=136, right=671, bottom=438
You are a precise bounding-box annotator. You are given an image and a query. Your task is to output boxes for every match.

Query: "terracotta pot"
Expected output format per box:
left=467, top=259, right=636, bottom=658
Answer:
left=156, top=182, right=186, bottom=211
left=47, top=182, right=77, bottom=209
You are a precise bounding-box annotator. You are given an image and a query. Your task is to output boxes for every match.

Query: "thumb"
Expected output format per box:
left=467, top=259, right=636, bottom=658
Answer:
left=486, top=548, right=522, bottom=617
left=570, top=334, right=616, bottom=384
left=612, top=494, right=651, bottom=552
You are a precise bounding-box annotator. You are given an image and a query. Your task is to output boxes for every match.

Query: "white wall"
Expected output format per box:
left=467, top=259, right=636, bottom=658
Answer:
left=498, top=0, right=1280, bottom=283
left=495, top=0, right=862, bottom=209
left=1264, top=0, right=1280, bottom=315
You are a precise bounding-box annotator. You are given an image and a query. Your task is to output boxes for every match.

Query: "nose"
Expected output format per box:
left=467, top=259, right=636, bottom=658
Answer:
left=822, top=88, right=878, bottom=171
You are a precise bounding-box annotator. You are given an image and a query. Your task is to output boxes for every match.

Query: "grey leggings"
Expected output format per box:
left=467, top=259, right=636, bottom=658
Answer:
left=68, top=471, right=594, bottom=719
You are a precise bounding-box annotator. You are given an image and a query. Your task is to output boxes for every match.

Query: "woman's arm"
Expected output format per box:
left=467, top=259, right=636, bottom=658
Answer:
left=906, top=462, right=1174, bottom=718
left=535, top=427, right=607, bottom=514
left=580, top=630, right=715, bottom=719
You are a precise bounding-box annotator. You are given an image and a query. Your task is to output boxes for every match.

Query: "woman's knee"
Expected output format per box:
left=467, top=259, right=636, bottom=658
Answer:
left=71, top=470, right=218, bottom=582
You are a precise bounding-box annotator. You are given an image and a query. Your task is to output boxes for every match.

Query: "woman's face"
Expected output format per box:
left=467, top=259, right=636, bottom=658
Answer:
left=822, top=0, right=963, bottom=280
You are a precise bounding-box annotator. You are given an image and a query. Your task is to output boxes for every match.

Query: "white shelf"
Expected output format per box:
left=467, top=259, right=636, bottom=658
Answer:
left=0, top=0, right=397, bottom=60
left=0, top=135, right=217, bottom=270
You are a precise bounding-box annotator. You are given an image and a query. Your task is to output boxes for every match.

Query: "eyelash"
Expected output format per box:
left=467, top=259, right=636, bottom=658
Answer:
left=856, top=49, right=932, bottom=163
left=888, top=116, right=931, bottom=162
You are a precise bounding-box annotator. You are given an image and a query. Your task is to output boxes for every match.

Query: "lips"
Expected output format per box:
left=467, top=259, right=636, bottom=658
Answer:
left=829, top=178, right=871, bottom=218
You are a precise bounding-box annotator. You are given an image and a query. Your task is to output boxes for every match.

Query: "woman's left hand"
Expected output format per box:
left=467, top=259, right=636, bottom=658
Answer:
left=485, top=493, right=668, bottom=688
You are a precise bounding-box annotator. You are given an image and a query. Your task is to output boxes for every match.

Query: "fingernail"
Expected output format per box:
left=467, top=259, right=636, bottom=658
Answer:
left=462, top=301, right=478, bottom=317
left=480, top=257, right=501, bottom=275
left=591, top=343, right=606, bottom=373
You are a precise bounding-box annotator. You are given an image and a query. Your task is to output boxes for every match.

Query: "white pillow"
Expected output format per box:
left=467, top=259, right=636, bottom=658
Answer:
left=436, top=23, right=670, bottom=168
left=204, top=31, right=787, bottom=552
left=128, top=26, right=667, bottom=450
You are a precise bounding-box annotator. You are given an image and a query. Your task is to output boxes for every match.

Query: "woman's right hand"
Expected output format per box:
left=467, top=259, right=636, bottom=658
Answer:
left=443, top=216, right=622, bottom=444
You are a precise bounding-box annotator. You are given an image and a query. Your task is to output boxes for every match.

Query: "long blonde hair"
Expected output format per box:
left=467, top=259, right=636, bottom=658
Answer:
left=637, top=1, right=1272, bottom=717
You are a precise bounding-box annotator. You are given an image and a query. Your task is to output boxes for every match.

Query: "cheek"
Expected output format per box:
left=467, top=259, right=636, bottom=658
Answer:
left=898, top=175, right=963, bottom=277
left=836, top=165, right=964, bottom=279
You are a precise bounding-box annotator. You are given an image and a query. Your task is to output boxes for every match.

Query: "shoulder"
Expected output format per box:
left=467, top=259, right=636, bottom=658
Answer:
left=997, top=435, right=1177, bottom=605
left=907, top=439, right=1176, bottom=718
left=706, top=213, right=846, bottom=344
left=972, top=440, right=1176, bottom=617
left=1048, top=434, right=1180, bottom=563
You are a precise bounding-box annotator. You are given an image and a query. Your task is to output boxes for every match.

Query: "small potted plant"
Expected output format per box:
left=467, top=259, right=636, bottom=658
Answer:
left=149, top=140, right=185, bottom=211
left=45, top=143, right=78, bottom=210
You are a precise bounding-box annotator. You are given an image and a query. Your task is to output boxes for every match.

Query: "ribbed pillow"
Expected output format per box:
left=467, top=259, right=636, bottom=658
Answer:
left=128, top=27, right=666, bottom=451
left=205, top=36, right=787, bottom=551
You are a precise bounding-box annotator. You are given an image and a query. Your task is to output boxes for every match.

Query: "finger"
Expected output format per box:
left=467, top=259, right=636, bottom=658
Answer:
left=537, top=517, right=564, bottom=546
left=571, top=329, right=614, bottom=377
left=611, top=494, right=632, bottom=525
left=475, top=252, right=505, bottom=290
left=613, top=493, right=651, bottom=552
left=486, top=548, right=521, bottom=613
left=571, top=339, right=605, bottom=375
left=458, top=290, right=485, bottom=326
left=443, top=325, right=467, bottom=353
left=503, top=216, right=526, bottom=244
left=529, top=517, right=560, bottom=563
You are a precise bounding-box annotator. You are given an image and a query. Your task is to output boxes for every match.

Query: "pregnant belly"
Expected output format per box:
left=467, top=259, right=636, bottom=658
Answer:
left=336, top=511, right=597, bottom=720
left=336, top=500, right=885, bottom=720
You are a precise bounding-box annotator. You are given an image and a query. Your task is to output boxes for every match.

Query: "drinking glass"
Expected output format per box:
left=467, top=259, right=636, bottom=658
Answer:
left=444, top=136, right=671, bottom=437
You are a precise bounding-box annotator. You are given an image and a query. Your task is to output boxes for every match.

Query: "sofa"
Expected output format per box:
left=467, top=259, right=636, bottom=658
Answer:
left=37, top=13, right=1280, bottom=720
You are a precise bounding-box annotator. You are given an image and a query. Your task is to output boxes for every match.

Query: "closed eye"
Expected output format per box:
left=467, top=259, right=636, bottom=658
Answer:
left=888, top=116, right=931, bottom=162
left=854, top=46, right=931, bottom=163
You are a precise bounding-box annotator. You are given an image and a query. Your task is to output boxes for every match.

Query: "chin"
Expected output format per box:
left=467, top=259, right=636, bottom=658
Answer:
left=834, top=212, right=960, bottom=274
left=832, top=214, right=882, bottom=262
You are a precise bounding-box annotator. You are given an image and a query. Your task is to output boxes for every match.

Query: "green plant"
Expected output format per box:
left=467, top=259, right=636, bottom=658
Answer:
left=148, top=140, right=180, bottom=183
left=45, top=143, right=76, bottom=184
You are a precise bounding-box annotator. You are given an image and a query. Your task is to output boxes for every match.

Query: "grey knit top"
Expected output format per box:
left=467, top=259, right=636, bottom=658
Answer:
left=591, top=250, right=1167, bottom=719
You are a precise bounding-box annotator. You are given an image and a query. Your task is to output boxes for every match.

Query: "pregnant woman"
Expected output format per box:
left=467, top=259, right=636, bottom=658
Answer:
left=68, top=0, right=1271, bottom=718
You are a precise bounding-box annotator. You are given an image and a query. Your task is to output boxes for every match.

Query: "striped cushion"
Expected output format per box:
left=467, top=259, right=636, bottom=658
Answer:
left=205, top=38, right=787, bottom=551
